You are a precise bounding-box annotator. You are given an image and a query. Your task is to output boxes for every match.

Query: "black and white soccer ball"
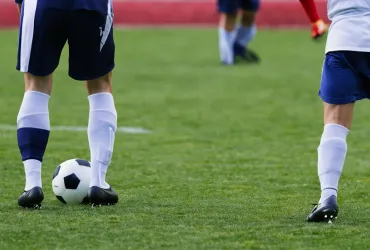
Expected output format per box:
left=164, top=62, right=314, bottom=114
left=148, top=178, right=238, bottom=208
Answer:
left=52, top=159, right=91, bottom=204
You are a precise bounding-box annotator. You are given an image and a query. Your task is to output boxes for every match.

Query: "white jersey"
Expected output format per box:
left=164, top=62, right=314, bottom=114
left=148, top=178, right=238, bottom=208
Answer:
left=325, top=0, right=370, bottom=53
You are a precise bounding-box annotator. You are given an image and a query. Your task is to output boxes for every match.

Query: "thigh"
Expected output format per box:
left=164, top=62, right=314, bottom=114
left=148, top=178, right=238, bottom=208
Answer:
left=67, top=10, right=115, bottom=81
left=319, top=51, right=362, bottom=105
left=239, top=0, right=260, bottom=12
left=17, top=2, right=68, bottom=76
left=217, top=0, right=239, bottom=14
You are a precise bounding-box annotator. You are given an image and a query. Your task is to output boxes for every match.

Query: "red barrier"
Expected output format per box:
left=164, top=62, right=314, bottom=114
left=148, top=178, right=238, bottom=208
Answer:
left=0, top=3, right=19, bottom=27
left=0, top=0, right=328, bottom=28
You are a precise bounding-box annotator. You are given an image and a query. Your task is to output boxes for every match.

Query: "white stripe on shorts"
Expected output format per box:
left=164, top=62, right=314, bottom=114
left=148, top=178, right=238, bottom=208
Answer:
left=100, top=0, right=114, bottom=51
left=20, top=0, right=38, bottom=72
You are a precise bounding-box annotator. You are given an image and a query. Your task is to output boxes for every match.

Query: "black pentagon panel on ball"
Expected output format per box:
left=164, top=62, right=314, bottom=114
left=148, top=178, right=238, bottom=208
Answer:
left=52, top=165, right=61, bottom=180
left=56, top=195, right=67, bottom=204
left=64, top=173, right=81, bottom=189
left=75, top=159, right=90, bottom=167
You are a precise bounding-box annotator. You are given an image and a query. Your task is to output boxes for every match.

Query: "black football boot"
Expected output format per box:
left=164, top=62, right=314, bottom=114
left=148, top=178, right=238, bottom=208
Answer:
left=18, top=187, right=44, bottom=209
left=88, top=186, right=118, bottom=207
left=307, top=195, right=338, bottom=223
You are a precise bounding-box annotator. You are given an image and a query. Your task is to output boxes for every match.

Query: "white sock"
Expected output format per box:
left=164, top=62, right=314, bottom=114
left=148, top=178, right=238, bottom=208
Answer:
left=88, top=93, right=117, bottom=189
left=17, top=91, right=50, bottom=129
left=235, top=24, right=257, bottom=47
left=218, top=27, right=236, bottom=65
left=24, top=159, right=42, bottom=191
left=17, top=91, right=50, bottom=191
left=318, top=123, right=349, bottom=203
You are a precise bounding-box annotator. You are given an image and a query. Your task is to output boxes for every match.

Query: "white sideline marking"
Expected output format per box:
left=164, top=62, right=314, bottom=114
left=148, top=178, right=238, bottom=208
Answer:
left=0, top=125, right=151, bottom=134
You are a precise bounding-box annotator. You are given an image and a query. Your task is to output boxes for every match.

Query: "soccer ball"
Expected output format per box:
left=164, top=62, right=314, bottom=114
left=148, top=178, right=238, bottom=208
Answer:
left=52, top=159, right=91, bottom=204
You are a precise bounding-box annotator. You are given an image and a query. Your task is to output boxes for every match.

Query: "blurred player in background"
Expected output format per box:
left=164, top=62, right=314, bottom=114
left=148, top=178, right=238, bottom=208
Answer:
left=307, top=0, right=370, bottom=222
left=299, top=0, right=327, bottom=39
left=15, top=0, right=118, bottom=208
left=218, top=0, right=260, bottom=65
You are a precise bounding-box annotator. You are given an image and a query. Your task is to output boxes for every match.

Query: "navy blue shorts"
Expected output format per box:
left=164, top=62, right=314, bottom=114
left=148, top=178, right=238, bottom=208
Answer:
left=218, top=0, right=260, bottom=13
left=17, top=1, right=115, bottom=81
left=319, top=51, right=370, bottom=104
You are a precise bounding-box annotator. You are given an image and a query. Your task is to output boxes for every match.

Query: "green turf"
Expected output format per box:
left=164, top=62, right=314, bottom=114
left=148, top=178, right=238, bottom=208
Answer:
left=1, top=29, right=369, bottom=250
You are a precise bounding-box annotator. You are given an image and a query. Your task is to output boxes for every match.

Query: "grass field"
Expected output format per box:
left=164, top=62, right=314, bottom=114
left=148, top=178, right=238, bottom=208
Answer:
left=2, top=29, right=370, bottom=250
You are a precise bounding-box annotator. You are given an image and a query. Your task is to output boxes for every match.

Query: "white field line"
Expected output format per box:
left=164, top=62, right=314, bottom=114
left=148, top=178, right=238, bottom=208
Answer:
left=0, top=125, right=151, bottom=134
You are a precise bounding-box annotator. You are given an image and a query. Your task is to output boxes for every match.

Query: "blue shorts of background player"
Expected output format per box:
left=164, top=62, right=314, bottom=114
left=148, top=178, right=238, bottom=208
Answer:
left=218, top=0, right=260, bottom=13
left=319, top=51, right=370, bottom=105
left=15, top=0, right=119, bottom=209
left=217, top=0, right=260, bottom=65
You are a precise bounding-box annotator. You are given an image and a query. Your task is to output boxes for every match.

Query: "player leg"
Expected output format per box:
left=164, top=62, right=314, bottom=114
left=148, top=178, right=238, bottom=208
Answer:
left=217, top=0, right=238, bottom=65
left=299, top=0, right=327, bottom=39
left=86, top=72, right=117, bottom=206
left=67, top=9, right=118, bottom=206
left=307, top=51, right=363, bottom=222
left=234, top=0, right=260, bottom=63
left=16, top=3, right=67, bottom=208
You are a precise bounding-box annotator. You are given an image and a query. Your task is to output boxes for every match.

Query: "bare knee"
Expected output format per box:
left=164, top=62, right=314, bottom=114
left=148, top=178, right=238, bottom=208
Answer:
left=219, top=12, right=238, bottom=32
left=86, top=72, right=113, bottom=95
left=240, top=11, right=256, bottom=27
left=323, top=102, right=354, bottom=130
left=24, top=73, right=53, bottom=95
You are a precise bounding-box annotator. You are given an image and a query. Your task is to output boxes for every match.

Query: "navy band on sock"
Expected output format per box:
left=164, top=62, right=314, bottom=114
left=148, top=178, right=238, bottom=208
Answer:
left=17, top=127, right=50, bottom=162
